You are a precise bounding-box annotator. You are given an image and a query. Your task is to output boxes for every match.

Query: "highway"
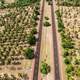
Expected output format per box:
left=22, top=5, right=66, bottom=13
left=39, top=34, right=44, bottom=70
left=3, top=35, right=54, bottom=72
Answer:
left=33, top=0, right=61, bottom=80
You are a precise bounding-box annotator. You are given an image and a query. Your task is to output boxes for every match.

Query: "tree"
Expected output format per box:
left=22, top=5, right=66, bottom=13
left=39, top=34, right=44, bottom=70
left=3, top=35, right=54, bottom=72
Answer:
left=64, top=58, right=71, bottom=65
left=27, top=34, right=36, bottom=45
left=76, top=67, right=80, bottom=77
left=58, top=19, right=64, bottom=32
left=45, top=16, right=49, bottom=20
left=34, top=10, right=40, bottom=15
left=63, top=49, right=69, bottom=57
left=66, top=65, right=74, bottom=74
left=74, top=58, right=80, bottom=65
left=67, top=75, right=74, bottom=80
left=40, top=62, right=50, bottom=75
left=62, top=39, right=74, bottom=49
left=44, top=21, right=51, bottom=27
left=31, top=28, right=37, bottom=34
left=24, top=47, right=34, bottom=59
left=35, top=5, right=40, bottom=10
left=32, top=14, right=39, bottom=21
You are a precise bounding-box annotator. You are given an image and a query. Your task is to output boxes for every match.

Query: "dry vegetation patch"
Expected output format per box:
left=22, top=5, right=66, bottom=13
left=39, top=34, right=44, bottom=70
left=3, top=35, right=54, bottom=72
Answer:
left=57, top=6, right=80, bottom=80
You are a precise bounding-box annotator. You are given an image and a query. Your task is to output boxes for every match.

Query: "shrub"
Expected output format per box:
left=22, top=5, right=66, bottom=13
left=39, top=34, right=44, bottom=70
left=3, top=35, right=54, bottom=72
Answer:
left=31, top=28, right=37, bottom=34
left=60, top=0, right=80, bottom=6
left=58, top=19, right=64, bottom=32
left=56, top=10, right=62, bottom=18
left=62, top=37, right=74, bottom=49
left=63, top=49, right=69, bottom=57
left=27, top=34, right=36, bottom=45
left=67, top=75, right=74, bottom=80
left=74, top=59, right=80, bottom=65
left=34, top=10, right=40, bottom=15
left=33, top=21, right=38, bottom=26
left=64, top=58, right=71, bottom=65
left=46, top=0, right=52, bottom=5
left=40, top=62, right=50, bottom=75
left=32, top=14, right=39, bottom=20
left=66, top=65, right=74, bottom=74
left=48, top=1, right=52, bottom=5
left=35, top=5, right=40, bottom=10
left=62, top=41, right=74, bottom=49
left=44, top=21, right=51, bottom=27
left=0, top=0, right=40, bottom=8
left=24, top=47, right=34, bottom=59
left=45, top=16, right=49, bottom=20
left=76, top=67, right=80, bottom=77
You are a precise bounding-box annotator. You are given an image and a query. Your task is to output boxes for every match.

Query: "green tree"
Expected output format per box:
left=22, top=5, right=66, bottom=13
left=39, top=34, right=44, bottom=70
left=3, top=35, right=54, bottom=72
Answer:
left=64, top=58, right=71, bottom=65
left=66, top=65, right=74, bottom=74
left=27, top=34, right=36, bottom=45
left=62, top=39, right=74, bottom=49
left=24, top=47, right=34, bottom=59
left=74, top=58, right=80, bottom=65
left=63, top=49, right=69, bottom=57
left=76, top=67, right=80, bottom=77
left=44, top=21, right=51, bottom=27
left=40, top=62, right=50, bottom=75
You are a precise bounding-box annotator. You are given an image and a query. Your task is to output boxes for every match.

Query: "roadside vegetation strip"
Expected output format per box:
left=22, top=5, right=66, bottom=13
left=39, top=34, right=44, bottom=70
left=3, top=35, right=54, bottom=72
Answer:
left=0, top=0, right=40, bottom=8
left=33, top=0, right=45, bottom=80
left=56, top=8, right=80, bottom=80
left=51, top=0, right=61, bottom=80
left=57, top=0, right=80, bottom=6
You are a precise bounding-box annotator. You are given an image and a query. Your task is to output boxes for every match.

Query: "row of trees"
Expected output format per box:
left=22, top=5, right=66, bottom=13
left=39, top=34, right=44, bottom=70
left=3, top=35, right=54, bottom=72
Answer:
left=24, top=3, right=40, bottom=59
left=0, top=0, right=40, bottom=8
left=57, top=0, right=80, bottom=6
left=56, top=9, right=80, bottom=80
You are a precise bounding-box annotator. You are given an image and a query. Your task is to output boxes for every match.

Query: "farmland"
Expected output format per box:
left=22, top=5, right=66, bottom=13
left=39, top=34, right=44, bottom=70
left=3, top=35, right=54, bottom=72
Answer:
left=0, top=0, right=80, bottom=80
left=0, top=0, right=40, bottom=8
left=0, top=0, right=40, bottom=79
left=56, top=0, right=80, bottom=80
